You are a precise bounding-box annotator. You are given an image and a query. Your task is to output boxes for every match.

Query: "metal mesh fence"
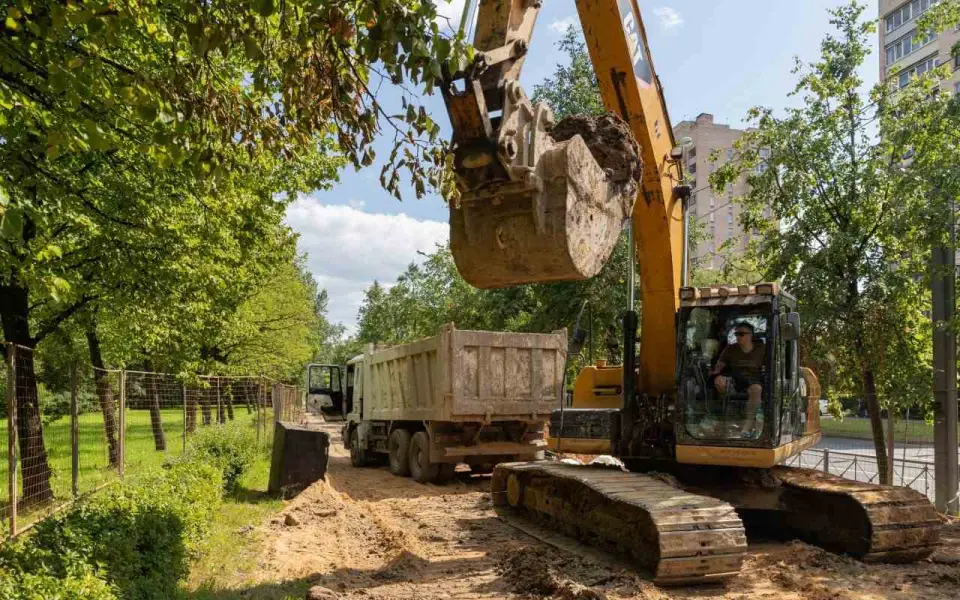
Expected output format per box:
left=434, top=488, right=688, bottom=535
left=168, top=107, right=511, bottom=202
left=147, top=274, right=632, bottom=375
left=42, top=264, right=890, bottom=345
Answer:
left=1, top=342, right=303, bottom=539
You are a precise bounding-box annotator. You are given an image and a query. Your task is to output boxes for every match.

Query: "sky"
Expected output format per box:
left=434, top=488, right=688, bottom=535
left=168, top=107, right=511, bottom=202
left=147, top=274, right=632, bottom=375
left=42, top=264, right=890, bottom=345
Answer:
left=288, top=0, right=884, bottom=332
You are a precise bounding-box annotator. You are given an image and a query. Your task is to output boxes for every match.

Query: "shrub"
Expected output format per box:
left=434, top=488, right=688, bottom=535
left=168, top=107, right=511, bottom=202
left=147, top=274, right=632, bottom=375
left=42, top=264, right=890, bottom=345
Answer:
left=0, top=569, right=117, bottom=600
left=182, top=421, right=259, bottom=492
left=19, top=459, right=223, bottom=600
left=0, top=539, right=117, bottom=600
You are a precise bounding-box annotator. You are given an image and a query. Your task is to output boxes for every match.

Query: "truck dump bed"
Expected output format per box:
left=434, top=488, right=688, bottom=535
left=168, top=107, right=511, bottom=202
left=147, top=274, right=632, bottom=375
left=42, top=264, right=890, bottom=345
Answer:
left=363, top=324, right=566, bottom=422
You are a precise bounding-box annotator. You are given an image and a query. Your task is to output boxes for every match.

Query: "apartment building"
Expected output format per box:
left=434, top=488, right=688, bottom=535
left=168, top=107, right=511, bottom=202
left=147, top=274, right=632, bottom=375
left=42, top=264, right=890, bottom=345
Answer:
left=673, top=113, right=760, bottom=271
left=879, top=0, right=960, bottom=93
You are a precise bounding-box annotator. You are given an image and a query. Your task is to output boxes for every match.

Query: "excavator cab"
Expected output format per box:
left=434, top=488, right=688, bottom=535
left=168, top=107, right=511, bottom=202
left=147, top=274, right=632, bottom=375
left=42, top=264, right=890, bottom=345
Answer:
left=674, top=284, right=821, bottom=467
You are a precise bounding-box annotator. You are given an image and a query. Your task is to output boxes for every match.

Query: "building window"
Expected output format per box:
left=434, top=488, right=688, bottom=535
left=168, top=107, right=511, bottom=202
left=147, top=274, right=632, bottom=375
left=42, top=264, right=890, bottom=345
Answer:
left=689, top=162, right=697, bottom=174
left=885, top=29, right=936, bottom=66
left=725, top=149, right=734, bottom=160
left=955, top=81, right=960, bottom=95
left=709, top=197, right=715, bottom=208
left=954, top=53, right=960, bottom=69
left=759, top=148, right=770, bottom=159
left=886, top=0, right=938, bottom=35
left=897, top=54, right=938, bottom=89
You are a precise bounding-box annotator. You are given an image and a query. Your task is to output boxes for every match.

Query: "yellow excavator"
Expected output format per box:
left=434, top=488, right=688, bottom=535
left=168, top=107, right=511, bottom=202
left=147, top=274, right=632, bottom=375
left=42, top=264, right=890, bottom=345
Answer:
left=440, top=0, right=940, bottom=585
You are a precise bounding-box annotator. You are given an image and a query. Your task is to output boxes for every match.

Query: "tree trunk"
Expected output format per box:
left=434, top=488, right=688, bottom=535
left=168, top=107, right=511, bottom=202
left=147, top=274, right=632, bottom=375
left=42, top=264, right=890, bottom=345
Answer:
left=215, top=378, right=226, bottom=424
left=86, top=328, right=120, bottom=467
left=243, top=379, right=253, bottom=414
left=200, top=390, right=212, bottom=426
left=224, top=381, right=235, bottom=421
left=143, top=360, right=166, bottom=452
left=185, top=386, right=197, bottom=433
left=855, top=335, right=889, bottom=484
left=0, top=281, right=54, bottom=504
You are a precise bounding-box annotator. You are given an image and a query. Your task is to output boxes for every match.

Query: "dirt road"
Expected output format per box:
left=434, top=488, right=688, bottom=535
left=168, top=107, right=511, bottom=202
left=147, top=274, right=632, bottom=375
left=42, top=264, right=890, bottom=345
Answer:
left=251, top=422, right=960, bottom=599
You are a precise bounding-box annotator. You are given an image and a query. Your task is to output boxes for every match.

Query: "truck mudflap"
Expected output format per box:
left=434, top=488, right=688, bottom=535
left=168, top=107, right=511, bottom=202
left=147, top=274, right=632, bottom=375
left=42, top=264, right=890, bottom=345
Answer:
left=772, top=466, right=941, bottom=562
left=492, top=462, right=747, bottom=585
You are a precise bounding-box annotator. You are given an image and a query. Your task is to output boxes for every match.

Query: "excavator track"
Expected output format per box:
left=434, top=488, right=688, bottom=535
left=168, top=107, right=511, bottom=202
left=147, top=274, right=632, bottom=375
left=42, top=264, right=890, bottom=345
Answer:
left=772, top=466, right=941, bottom=562
left=492, top=462, right=747, bottom=585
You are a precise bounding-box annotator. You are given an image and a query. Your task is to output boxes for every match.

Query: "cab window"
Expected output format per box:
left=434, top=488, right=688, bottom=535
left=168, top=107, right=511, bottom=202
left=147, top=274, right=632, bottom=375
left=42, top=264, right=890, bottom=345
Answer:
left=680, top=307, right=770, bottom=442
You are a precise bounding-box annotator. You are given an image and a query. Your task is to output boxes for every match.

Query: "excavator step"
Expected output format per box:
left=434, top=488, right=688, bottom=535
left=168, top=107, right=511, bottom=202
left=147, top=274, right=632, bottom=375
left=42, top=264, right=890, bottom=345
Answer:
left=492, top=462, right=747, bottom=585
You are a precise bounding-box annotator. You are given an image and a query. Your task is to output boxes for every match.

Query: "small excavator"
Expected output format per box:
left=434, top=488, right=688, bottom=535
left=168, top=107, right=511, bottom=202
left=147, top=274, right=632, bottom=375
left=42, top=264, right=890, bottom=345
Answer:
left=440, top=0, right=940, bottom=585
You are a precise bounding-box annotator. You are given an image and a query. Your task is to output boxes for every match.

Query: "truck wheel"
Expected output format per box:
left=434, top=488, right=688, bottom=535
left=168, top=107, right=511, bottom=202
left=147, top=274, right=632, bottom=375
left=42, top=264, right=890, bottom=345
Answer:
left=349, top=428, right=374, bottom=468
left=436, top=463, right=457, bottom=484
left=388, top=429, right=412, bottom=476
left=409, top=431, right=439, bottom=484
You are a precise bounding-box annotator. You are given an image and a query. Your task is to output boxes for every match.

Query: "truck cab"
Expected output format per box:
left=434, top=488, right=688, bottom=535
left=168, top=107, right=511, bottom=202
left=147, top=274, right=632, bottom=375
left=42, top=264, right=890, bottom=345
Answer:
left=306, top=363, right=344, bottom=416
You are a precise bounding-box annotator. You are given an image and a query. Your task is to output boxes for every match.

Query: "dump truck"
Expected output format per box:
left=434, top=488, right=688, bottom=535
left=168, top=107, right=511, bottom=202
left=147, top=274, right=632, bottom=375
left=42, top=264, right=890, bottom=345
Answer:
left=342, top=323, right=565, bottom=483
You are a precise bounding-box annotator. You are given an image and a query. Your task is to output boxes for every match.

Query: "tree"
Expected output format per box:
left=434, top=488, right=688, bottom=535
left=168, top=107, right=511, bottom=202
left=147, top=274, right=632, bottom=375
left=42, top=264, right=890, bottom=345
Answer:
left=1, top=0, right=467, bottom=500
left=711, top=1, right=955, bottom=483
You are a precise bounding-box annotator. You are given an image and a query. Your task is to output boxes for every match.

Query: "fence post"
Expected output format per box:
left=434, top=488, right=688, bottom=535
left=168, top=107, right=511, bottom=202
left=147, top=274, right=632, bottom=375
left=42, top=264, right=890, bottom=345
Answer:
left=71, top=362, right=79, bottom=498
left=182, top=383, right=187, bottom=453
left=118, top=369, right=125, bottom=480
left=272, top=383, right=279, bottom=425
left=886, top=408, right=895, bottom=486
left=7, top=345, right=18, bottom=537
left=255, top=378, right=261, bottom=445
left=823, top=448, right=830, bottom=474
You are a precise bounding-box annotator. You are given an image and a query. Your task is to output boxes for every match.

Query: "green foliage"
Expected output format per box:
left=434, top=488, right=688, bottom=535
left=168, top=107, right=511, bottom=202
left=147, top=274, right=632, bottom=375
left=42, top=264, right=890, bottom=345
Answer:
left=2, top=458, right=222, bottom=600
left=531, top=27, right=604, bottom=119
left=180, top=422, right=258, bottom=493
left=0, top=552, right=118, bottom=600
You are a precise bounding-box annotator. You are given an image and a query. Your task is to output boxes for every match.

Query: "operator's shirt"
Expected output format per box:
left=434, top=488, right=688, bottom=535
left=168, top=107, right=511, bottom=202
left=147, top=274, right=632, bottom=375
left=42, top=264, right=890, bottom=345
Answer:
left=718, top=342, right=765, bottom=381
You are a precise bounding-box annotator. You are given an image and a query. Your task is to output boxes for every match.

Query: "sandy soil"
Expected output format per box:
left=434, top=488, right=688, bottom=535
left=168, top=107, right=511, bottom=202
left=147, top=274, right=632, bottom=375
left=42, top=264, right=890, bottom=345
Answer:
left=249, top=421, right=960, bottom=599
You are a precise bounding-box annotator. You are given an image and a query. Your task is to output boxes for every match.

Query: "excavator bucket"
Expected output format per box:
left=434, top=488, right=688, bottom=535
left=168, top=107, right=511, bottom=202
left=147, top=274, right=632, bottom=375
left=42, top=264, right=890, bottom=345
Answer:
left=451, top=134, right=633, bottom=289
left=446, top=79, right=641, bottom=289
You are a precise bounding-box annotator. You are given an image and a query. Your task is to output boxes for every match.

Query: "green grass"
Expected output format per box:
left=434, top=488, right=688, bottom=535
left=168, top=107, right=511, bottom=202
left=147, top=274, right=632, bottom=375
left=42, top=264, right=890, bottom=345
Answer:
left=0, top=407, right=271, bottom=530
left=820, top=416, right=948, bottom=443
left=184, top=453, right=308, bottom=600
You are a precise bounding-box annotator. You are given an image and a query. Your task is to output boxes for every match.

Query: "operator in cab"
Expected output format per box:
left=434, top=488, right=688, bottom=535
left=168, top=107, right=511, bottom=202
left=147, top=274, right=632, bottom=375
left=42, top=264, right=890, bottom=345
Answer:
left=710, top=322, right=765, bottom=437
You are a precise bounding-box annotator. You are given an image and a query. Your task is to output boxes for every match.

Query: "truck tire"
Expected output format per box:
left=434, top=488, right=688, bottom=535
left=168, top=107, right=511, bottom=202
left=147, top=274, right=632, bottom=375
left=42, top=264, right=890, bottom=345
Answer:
left=409, top=431, right=439, bottom=484
left=388, top=429, right=412, bottom=476
left=349, top=428, right=375, bottom=468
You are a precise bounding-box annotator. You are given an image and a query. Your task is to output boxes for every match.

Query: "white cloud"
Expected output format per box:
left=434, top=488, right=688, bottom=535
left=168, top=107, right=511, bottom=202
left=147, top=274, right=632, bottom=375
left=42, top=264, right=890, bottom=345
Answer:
left=347, top=198, right=366, bottom=210
left=286, top=197, right=449, bottom=332
left=548, top=16, right=578, bottom=34
left=654, top=7, right=684, bottom=29
left=435, top=0, right=467, bottom=31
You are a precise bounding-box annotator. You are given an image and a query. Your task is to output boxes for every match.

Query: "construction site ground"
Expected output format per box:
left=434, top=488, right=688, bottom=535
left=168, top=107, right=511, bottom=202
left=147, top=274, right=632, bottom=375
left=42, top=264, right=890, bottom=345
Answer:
left=230, top=420, right=960, bottom=600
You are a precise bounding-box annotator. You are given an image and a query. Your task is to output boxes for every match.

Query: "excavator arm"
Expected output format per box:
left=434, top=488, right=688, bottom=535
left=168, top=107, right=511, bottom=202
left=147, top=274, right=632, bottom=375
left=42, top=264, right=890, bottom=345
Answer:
left=442, top=0, right=686, bottom=396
